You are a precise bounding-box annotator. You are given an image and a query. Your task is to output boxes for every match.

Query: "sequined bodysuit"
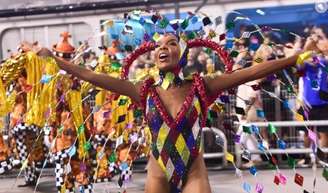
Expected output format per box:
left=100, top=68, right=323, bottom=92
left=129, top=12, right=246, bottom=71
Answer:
left=140, top=74, right=209, bottom=192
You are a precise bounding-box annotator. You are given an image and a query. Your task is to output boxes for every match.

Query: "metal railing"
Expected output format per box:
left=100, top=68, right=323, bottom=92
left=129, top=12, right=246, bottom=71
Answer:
left=234, top=120, right=328, bottom=167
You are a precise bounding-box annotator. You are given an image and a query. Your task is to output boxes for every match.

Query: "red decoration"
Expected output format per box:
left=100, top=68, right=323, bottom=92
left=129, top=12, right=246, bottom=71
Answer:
left=274, top=175, right=280, bottom=185
left=271, top=156, right=278, bottom=165
left=150, top=84, right=196, bottom=129
left=294, top=173, right=304, bottom=187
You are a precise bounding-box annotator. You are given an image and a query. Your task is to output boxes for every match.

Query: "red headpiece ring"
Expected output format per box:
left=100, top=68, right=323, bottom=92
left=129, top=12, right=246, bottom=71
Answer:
left=120, top=38, right=234, bottom=80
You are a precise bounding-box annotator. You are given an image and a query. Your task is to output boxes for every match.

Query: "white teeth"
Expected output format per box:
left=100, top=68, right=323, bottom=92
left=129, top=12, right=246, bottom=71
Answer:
left=159, top=53, right=168, bottom=59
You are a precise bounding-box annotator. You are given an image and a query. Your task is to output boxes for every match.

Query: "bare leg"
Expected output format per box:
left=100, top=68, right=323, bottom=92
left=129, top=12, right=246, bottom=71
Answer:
left=182, top=154, right=212, bottom=193
left=319, top=132, right=328, bottom=148
left=145, top=155, right=170, bottom=193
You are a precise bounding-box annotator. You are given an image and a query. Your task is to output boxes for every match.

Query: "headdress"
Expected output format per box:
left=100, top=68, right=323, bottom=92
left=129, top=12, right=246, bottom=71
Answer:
left=53, top=31, right=76, bottom=59
left=102, top=10, right=235, bottom=80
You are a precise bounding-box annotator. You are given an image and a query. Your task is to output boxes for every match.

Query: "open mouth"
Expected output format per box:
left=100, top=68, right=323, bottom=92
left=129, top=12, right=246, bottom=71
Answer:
left=159, top=53, right=169, bottom=62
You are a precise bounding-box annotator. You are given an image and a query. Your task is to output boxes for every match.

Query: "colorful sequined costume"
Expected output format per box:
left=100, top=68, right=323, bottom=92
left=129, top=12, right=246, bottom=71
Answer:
left=7, top=51, right=49, bottom=185
left=50, top=32, right=93, bottom=193
left=140, top=73, right=209, bottom=192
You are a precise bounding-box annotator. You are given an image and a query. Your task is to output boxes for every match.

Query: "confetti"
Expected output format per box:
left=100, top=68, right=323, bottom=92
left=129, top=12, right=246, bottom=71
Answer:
left=219, top=33, right=226, bottom=41
left=108, top=152, right=117, bottom=163
left=242, top=150, right=251, bottom=160
left=322, top=167, right=328, bottom=181
left=270, top=156, right=278, bottom=165
left=235, top=106, right=246, bottom=115
left=308, top=129, right=317, bottom=142
left=256, top=109, right=265, bottom=118
left=243, top=182, right=251, bottom=193
left=159, top=17, right=169, bottom=28
left=255, top=183, right=264, bottom=193
left=230, top=50, right=239, bottom=58
left=202, top=16, right=212, bottom=26
left=226, top=22, right=235, bottom=30
left=144, top=33, right=151, bottom=41
left=219, top=95, right=230, bottom=103
left=243, top=126, right=252, bottom=134
left=251, top=125, right=260, bottom=134
left=153, top=32, right=161, bottom=42
left=215, top=16, right=222, bottom=26
left=208, top=30, right=216, bottom=39
left=170, top=22, right=179, bottom=30
left=191, top=16, right=198, bottom=24
left=241, top=31, right=251, bottom=39
left=181, top=19, right=189, bottom=30
left=287, top=156, right=296, bottom=168
left=115, top=52, right=125, bottom=60
left=225, top=152, right=234, bottom=163
left=294, top=173, right=304, bottom=186
left=41, top=74, right=52, bottom=83
left=151, top=14, right=159, bottom=24
left=233, top=134, right=241, bottom=143
left=68, top=145, right=76, bottom=157
left=295, top=113, right=304, bottom=121
left=277, top=139, right=287, bottom=150
left=78, top=125, right=85, bottom=134
left=274, top=175, right=280, bottom=185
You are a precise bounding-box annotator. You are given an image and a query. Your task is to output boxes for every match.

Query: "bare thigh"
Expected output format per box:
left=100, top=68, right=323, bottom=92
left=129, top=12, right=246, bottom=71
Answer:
left=145, top=155, right=170, bottom=193
left=182, top=155, right=211, bottom=193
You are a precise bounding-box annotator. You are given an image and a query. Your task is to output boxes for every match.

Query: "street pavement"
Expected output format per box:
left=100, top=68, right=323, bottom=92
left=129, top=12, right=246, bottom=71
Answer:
left=0, top=168, right=327, bottom=193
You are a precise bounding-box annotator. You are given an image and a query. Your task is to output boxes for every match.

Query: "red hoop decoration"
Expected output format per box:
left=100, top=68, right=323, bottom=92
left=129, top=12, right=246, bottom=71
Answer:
left=121, top=38, right=234, bottom=80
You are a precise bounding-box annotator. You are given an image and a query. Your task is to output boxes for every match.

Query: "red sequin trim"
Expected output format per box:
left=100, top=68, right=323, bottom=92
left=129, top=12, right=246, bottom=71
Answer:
left=193, top=73, right=220, bottom=127
left=121, top=42, right=156, bottom=79
left=139, top=77, right=155, bottom=113
left=150, top=84, right=196, bottom=129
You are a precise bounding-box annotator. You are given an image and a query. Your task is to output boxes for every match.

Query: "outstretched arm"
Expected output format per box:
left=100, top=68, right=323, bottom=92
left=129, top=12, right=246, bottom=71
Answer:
left=205, top=38, right=318, bottom=95
left=39, top=48, right=141, bottom=103
left=205, top=54, right=299, bottom=94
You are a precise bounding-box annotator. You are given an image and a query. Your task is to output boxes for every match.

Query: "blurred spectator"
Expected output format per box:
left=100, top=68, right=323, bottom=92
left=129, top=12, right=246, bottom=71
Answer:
left=235, top=43, right=273, bottom=167
left=298, top=31, right=328, bottom=150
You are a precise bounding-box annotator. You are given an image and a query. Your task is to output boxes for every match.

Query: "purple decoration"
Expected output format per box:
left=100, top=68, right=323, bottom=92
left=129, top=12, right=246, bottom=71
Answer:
left=130, top=133, right=139, bottom=143
left=219, top=95, right=230, bottom=103
left=266, top=74, right=276, bottom=82
left=255, top=183, right=264, bottom=193
left=308, top=129, right=317, bottom=142
left=233, top=134, right=241, bottom=143
left=80, top=163, right=87, bottom=172
left=278, top=173, right=287, bottom=185
left=60, top=95, right=65, bottom=102
left=103, top=110, right=111, bottom=118
left=144, top=33, right=151, bottom=42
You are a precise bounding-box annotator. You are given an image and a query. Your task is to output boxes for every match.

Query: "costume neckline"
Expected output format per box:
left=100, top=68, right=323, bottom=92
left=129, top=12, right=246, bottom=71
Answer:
left=150, top=82, right=196, bottom=129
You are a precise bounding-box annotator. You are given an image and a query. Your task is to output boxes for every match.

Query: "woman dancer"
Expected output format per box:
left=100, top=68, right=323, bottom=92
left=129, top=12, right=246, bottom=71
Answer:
left=39, top=33, right=318, bottom=193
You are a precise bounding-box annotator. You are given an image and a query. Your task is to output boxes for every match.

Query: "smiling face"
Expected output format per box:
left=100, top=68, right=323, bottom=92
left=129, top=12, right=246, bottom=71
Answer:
left=154, top=34, right=181, bottom=71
